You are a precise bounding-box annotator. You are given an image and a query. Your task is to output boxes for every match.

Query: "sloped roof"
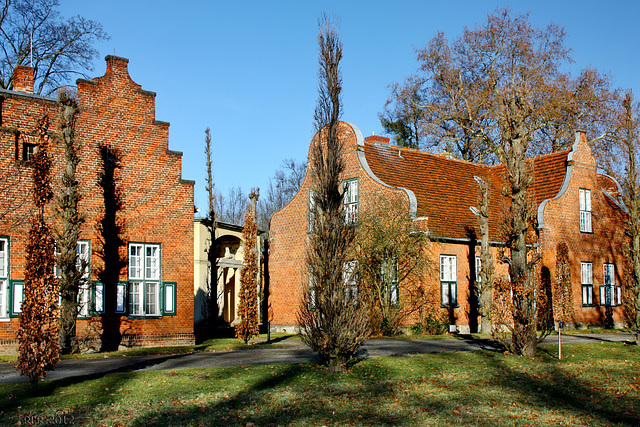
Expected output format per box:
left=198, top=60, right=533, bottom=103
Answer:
left=362, top=138, right=570, bottom=240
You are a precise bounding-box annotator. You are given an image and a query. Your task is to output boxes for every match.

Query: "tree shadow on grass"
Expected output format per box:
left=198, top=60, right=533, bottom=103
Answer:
left=1, top=370, right=132, bottom=425
left=483, top=345, right=640, bottom=426
left=127, top=361, right=417, bottom=426
left=0, top=352, right=203, bottom=423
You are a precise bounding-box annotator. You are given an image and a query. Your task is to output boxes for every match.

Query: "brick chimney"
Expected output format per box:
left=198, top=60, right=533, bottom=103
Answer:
left=365, top=135, right=390, bottom=144
left=13, top=65, right=34, bottom=93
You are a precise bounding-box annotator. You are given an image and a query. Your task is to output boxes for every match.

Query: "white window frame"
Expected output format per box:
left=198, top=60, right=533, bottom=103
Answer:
left=342, top=178, right=359, bottom=224
left=94, top=282, right=104, bottom=314
left=308, top=189, right=316, bottom=232
left=440, top=255, right=457, bottom=307
left=0, top=237, right=8, bottom=320
left=579, top=188, right=592, bottom=233
left=343, top=260, right=358, bottom=302
left=54, top=240, right=91, bottom=317
left=381, top=258, right=399, bottom=306
left=581, top=262, right=593, bottom=306
left=601, top=263, right=621, bottom=307
left=128, top=243, right=161, bottom=316
left=77, top=241, right=91, bottom=317
left=308, top=274, right=317, bottom=309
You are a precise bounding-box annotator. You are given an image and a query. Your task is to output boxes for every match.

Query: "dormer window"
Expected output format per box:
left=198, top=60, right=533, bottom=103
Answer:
left=579, top=188, right=592, bottom=233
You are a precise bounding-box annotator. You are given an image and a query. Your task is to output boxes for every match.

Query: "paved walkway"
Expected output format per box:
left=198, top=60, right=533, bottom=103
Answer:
left=0, top=333, right=631, bottom=384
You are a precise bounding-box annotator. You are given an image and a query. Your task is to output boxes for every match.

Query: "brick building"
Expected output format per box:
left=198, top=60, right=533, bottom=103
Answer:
left=268, top=121, right=628, bottom=333
left=0, top=56, right=195, bottom=350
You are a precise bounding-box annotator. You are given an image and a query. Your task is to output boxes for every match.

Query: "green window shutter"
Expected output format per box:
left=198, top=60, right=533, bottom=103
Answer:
left=162, top=282, right=176, bottom=316
left=115, top=281, right=127, bottom=314
left=9, top=280, right=23, bottom=317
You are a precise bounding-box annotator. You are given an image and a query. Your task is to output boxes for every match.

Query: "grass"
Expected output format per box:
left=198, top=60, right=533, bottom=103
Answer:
left=1, top=342, right=639, bottom=426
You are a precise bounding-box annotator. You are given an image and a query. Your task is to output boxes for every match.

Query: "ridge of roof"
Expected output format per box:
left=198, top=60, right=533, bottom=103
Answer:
left=369, top=140, right=496, bottom=169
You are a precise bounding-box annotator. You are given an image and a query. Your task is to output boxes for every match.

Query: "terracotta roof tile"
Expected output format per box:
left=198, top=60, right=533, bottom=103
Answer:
left=363, top=142, right=570, bottom=241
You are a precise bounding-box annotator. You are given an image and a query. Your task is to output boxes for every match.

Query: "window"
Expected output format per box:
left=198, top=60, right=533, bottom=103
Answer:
left=343, top=260, right=358, bottom=302
left=308, top=274, right=317, bottom=309
left=581, top=262, right=593, bottom=306
left=308, top=189, right=316, bottom=232
left=381, top=258, right=399, bottom=306
left=77, top=241, right=90, bottom=317
left=94, top=282, right=104, bottom=314
left=55, top=240, right=91, bottom=317
left=601, top=263, right=621, bottom=307
left=475, top=256, right=482, bottom=307
left=440, top=255, right=457, bottom=306
left=0, top=237, right=8, bottom=319
left=579, top=188, right=592, bottom=232
left=343, top=178, right=359, bottom=224
left=128, top=243, right=161, bottom=316
left=22, top=142, right=36, bottom=161
left=116, top=281, right=127, bottom=313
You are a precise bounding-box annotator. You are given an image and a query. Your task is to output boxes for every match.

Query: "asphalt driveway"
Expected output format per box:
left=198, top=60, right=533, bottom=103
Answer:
left=0, top=332, right=631, bottom=384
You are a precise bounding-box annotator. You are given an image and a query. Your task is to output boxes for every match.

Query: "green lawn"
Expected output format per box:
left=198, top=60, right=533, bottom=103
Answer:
left=1, top=342, right=639, bottom=426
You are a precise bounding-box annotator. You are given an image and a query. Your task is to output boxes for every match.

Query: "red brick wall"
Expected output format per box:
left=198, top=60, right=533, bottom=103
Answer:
left=0, top=56, right=194, bottom=346
left=538, top=133, right=627, bottom=326
left=269, top=122, right=411, bottom=327
left=269, top=126, right=627, bottom=332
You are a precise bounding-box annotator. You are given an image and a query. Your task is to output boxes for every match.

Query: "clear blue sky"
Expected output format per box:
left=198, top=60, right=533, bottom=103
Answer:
left=58, top=0, right=640, bottom=212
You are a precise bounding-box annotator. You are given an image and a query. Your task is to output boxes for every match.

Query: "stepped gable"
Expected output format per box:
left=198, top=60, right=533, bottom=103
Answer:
left=363, top=141, right=571, bottom=241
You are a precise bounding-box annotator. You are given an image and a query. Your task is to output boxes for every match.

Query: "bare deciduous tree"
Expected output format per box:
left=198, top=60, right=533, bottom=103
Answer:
left=356, top=192, right=429, bottom=335
left=610, top=92, right=640, bottom=345
left=472, top=176, right=495, bottom=334
left=258, top=158, right=307, bottom=230
left=381, top=8, right=614, bottom=162
left=201, top=127, right=219, bottom=330
left=385, top=8, right=597, bottom=355
left=213, top=186, right=246, bottom=226
left=0, top=0, right=108, bottom=95
left=56, top=90, right=83, bottom=354
left=297, top=16, right=369, bottom=372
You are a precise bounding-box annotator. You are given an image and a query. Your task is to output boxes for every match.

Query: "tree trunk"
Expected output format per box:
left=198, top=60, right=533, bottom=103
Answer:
left=57, top=94, right=82, bottom=354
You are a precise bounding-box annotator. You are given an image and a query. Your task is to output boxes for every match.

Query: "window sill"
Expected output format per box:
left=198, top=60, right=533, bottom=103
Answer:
left=440, top=304, right=459, bottom=309
left=77, top=314, right=104, bottom=320
left=127, top=315, right=163, bottom=319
